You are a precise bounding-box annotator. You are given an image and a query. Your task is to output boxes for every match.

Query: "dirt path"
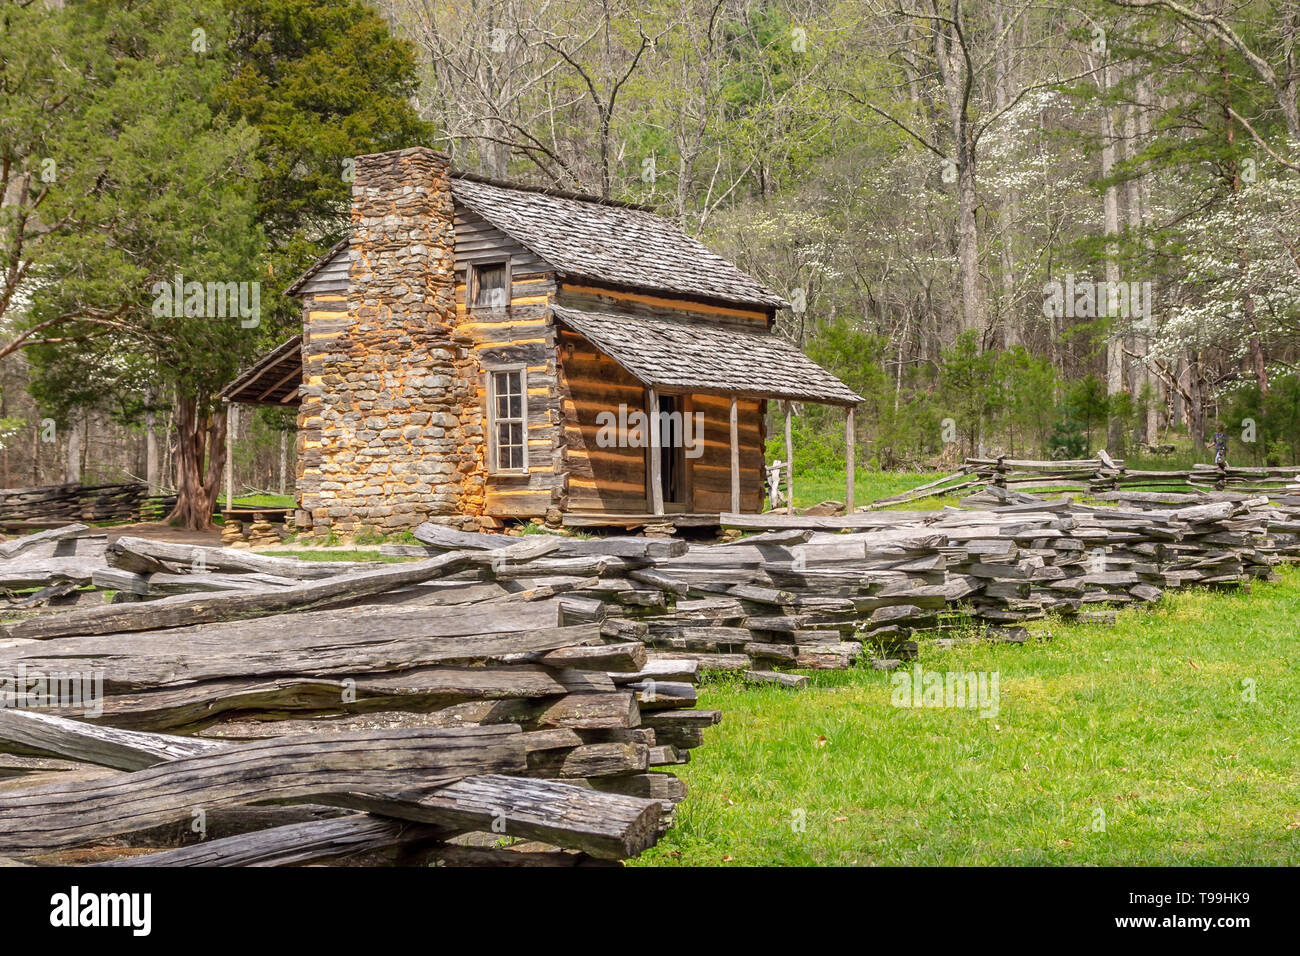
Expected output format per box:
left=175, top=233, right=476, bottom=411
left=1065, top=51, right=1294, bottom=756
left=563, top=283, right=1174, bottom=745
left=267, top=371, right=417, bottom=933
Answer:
left=100, top=523, right=223, bottom=547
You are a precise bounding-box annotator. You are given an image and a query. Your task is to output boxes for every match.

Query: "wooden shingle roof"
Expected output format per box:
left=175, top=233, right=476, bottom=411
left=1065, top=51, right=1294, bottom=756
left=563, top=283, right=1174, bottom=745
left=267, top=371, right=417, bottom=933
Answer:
left=451, top=178, right=788, bottom=309
left=552, top=306, right=861, bottom=406
left=285, top=176, right=790, bottom=310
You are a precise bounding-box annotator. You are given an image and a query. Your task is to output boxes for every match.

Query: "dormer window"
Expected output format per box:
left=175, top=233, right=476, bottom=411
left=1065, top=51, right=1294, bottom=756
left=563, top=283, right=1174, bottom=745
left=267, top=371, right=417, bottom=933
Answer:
left=472, top=261, right=510, bottom=309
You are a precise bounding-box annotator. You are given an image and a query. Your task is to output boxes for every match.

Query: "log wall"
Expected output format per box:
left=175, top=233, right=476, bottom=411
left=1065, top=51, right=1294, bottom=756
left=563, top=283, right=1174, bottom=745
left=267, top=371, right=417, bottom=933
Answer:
left=555, top=282, right=772, bottom=330
left=554, top=284, right=771, bottom=515
left=558, top=331, right=649, bottom=513
left=453, top=208, right=561, bottom=521
left=686, top=393, right=766, bottom=513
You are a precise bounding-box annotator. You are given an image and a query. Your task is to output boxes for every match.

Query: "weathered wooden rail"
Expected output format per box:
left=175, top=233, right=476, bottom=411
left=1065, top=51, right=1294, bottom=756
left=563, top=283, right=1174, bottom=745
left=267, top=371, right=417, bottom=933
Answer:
left=0, top=482, right=176, bottom=527
left=868, top=455, right=1300, bottom=509
left=389, top=498, right=1296, bottom=673
left=0, top=531, right=719, bottom=867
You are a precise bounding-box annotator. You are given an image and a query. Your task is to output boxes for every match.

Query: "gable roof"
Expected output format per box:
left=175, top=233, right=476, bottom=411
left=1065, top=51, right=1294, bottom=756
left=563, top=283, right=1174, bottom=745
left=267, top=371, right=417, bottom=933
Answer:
left=285, top=176, right=788, bottom=310
left=552, top=305, right=861, bottom=406
left=450, top=178, right=787, bottom=309
left=285, top=239, right=348, bottom=296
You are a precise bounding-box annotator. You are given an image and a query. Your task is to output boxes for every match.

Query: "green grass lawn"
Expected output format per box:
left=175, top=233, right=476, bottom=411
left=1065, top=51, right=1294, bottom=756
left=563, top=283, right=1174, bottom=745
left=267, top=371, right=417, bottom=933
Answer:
left=229, top=494, right=296, bottom=509
left=792, top=465, right=956, bottom=510
left=260, top=550, right=414, bottom=562
left=638, top=569, right=1300, bottom=866
left=788, top=462, right=1273, bottom=513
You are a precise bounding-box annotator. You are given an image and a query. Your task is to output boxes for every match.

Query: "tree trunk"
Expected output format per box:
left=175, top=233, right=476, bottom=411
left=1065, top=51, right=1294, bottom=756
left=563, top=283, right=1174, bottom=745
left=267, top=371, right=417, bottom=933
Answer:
left=1171, top=355, right=1186, bottom=427
left=1212, top=41, right=1270, bottom=399
left=1101, top=66, right=1125, bottom=453
left=1, top=373, right=8, bottom=485
left=163, top=406, right=175, bottom=492
left=1125, top=84, right=1159, bottom=446
left=995, top=6, right=1019, bottom=347
left=1187, top=352, right=1204, bottom=452
left=145, top=388, right=160, bottom=496
left=955, top=153, right=982, bottom=339
left=64, top=408, right=81, bottom=484
left=165, top=394, right=227, bottom=531
left=935, top=10, right=983, bottom=340
left=226, top=403, right=237, bottom=511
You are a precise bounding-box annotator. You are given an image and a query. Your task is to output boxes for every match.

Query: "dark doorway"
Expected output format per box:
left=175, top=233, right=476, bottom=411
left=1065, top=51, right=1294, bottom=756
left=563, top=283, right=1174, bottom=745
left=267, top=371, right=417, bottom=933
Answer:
left=653, top=393, right=688, bottom=509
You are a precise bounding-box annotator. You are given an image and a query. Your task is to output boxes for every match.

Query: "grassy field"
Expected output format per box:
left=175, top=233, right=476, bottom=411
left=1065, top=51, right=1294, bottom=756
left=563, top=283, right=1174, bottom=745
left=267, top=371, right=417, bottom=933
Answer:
left=229, top=494, right=296, bottom=509
left=792, top=465, right=955, bottom=510
left=260, top=549, right=413, bottom=562
left=638, top=569, right=1300, bottom=866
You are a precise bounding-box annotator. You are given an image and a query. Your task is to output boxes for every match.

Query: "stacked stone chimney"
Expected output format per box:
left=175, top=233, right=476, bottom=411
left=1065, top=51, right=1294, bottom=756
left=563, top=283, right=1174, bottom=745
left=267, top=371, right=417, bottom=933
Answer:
left=296, top=147, right=483, bottom=537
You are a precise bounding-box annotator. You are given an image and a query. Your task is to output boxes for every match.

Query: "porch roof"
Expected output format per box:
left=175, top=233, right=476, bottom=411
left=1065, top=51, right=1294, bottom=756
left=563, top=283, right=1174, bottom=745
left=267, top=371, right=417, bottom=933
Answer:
left=220, top=335, right=303, bottom=406
left=551, top=305, right=862, bottom=406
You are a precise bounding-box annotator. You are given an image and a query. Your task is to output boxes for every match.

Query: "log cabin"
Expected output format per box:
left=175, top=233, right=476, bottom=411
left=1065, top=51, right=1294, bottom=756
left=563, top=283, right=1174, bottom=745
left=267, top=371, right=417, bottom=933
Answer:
left=222, top=147, right=861, bottom=535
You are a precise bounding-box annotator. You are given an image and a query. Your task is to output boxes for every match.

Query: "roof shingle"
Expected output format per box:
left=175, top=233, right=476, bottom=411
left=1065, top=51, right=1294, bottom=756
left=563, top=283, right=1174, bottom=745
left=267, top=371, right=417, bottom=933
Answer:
left=552, top=305, right=861, bottom=406
left=451, top=178, right=787, bottom=309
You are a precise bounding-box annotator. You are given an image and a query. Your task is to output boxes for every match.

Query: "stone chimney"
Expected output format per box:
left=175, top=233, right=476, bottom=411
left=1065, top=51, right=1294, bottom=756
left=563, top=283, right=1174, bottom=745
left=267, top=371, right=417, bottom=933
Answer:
left=297, top=146, right=481, bottom=537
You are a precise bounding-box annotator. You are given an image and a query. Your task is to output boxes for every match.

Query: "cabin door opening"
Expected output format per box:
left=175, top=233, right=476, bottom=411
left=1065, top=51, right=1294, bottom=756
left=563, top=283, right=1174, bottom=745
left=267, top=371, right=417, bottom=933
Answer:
left=653, top=393, right=688, bottom=510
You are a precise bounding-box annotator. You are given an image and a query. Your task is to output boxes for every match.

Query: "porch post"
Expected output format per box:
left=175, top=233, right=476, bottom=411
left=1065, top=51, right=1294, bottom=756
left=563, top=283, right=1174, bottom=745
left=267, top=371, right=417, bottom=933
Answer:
left=649, top=387, right=664, bottom=515
left=729, top=396, right=740, bottom=514
left=845, top=405, right=855, bottom=513
left=225, top=402, right=236, bottom=511
left=784, top=400, right=794, bottom=515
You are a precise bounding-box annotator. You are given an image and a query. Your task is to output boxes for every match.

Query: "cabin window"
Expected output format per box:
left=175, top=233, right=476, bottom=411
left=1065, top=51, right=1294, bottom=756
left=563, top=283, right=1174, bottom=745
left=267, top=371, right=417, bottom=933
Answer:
left=489, top=368, right=527, bottom=473
left=472, top=261, right=510, bottom=310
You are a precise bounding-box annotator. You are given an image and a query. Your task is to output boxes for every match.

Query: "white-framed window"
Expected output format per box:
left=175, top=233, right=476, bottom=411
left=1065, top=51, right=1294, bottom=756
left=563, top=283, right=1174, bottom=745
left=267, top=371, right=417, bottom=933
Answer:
left=489, top=367, right=527, bottom=473
left=471, top=260, right=510, bottom=310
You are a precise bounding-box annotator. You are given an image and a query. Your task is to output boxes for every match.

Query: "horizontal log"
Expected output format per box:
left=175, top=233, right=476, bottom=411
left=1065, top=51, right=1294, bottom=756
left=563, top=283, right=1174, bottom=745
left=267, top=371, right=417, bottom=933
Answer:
left=347, top=773, right=662, bottom=860
left=538, top=641, right=646, bottom=673
left=412, top=522, right=687, bottom=558
left=3, top=538, right=560, bottom=640
left=0, top=525, right=92, bottom=560
left=0, top=604, right=599, bottom=693
left=0, top=557, right=103, bottom=589
left=91, top=567, right=301, bottom=596
left=0, top=725, right=526, bottom=852
left=0, top=709, right=221, bottom=769
left=105, top=536, right=377, bottom=578
left=95, top=814, right=452, bottom=868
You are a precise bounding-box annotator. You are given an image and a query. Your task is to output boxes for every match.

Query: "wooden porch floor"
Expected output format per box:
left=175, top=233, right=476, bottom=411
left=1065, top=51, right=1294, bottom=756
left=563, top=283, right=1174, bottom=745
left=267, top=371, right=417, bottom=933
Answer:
left=561, top=511, right=723, bottom=528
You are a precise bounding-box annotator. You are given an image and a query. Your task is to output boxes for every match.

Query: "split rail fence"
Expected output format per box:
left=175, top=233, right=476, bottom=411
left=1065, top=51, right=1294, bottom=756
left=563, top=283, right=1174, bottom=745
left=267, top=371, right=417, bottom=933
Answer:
left=2, top=481, right=1299, bottom=863
left=0, top=482, right=176, bottom=528
left=0, top=530, right=716, bottom=866
left=869, top=454, right=1300, bottom=509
